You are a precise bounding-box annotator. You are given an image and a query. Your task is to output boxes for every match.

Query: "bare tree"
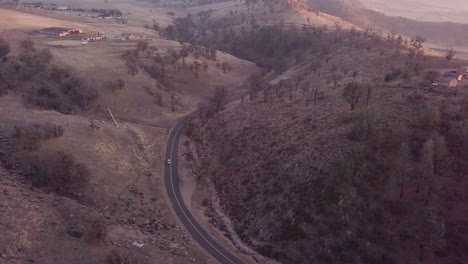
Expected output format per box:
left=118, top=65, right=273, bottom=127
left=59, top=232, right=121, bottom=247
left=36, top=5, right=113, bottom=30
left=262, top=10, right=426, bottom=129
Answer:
left=421, top=104, right=441, bottom=129
left=395, top=35, right=404, bottom=56
left=418, top=139, right=434, bottom=195
left=410, top=36, right=426, bottom=74
left=249, top=74, right=261, bottom=100
left=310, top=73, right=321, bottom=107
left=169, top=89, right=178, bottom=112
left=342, top=82, right=364, bottom=110
left=424, top=71, right=441, bottom=83
left=432, top=133, right=447, bottom=176
left=445, top=48, right=456, bottom=61
left=395, top=141, right=411, bottom=199
left=211, top=85, right=227, bottom=112
left=329, top=65, right=342, bottom=89
left=364, top=84, right=373, bottom=106
left=125, top=61, right=139, bottom=77
left=154, top=92, right=163, bottom=106
left=116, top=79, right=125, bottom=90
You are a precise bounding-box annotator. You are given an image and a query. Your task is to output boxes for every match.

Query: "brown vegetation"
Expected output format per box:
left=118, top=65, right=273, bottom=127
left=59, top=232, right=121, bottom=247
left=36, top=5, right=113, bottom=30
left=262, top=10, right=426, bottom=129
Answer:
left=0, top=38, right=99, bottom=113
left=190, top=26, right=468, bottom=263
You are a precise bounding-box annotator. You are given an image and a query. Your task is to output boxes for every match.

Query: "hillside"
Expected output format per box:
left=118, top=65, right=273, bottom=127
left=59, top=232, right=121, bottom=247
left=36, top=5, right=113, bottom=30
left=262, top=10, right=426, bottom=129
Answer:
left=2, top=0, right=468, bottom=263
left=186, top=17, right=468, bottom=264
left=0, top=4, right=258, bottom=263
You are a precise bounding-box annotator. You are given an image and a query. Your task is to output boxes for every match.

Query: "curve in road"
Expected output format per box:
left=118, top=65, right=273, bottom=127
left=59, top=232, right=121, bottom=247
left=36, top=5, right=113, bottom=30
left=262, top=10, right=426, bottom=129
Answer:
left=164, top=93, right=247, bottom=264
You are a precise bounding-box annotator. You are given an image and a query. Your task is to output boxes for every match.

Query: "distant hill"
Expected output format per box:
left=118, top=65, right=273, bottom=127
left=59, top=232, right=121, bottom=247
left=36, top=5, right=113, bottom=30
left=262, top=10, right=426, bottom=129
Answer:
left=306, top=0, right=468, bottom=50
left=362, top=0, right=468, bottom=24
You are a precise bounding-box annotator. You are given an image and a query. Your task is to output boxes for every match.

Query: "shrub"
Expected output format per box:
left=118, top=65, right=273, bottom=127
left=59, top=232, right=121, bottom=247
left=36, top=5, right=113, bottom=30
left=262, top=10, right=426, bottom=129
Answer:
left=48, top=67, right=71, bottom=82
left=348, top=108, right=376, bottom=142
left=88, top=218, right=108, bottom=242
left=421, top=104, right=441, bottom=129
left=20, top=38, right=35, bottom=51
left=136, top=40, right=149, bottom=51
left=106, top=250, right=145, bottom=264
left=424, top=71, right=441, bottom=83
left=342, top=82, right=365, bottom=110
left=14, top=123, right=65, bottom=151
left=29, top=152, right=90, bottom=197
left=384, top=68, right=403, bottom=82
left=0, top=37, right=10, bottom=58
left=62, top=77, right=99, bottom=110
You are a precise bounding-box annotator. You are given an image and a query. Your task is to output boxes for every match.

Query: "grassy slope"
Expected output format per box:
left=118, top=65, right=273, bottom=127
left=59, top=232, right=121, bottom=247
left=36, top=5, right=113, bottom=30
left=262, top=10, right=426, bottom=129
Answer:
left=0, top=5, right=257, bottom=264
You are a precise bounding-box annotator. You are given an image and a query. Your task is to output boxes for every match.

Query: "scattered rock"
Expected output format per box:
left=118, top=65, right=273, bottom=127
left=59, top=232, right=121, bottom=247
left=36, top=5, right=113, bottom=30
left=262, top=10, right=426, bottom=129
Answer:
left=132, top=241, right=144, bottom=248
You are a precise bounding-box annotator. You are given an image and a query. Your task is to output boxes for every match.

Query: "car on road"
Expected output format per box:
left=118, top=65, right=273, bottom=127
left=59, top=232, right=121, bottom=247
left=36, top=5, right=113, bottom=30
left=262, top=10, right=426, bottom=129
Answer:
left=167, top=159, right=171, bottom=165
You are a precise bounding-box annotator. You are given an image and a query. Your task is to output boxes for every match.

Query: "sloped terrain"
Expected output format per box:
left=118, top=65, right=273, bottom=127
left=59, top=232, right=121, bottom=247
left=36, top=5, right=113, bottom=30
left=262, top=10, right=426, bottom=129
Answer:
left=0, top=5, right=257, bottom=263
left=191, top=28, right=468, bottom=263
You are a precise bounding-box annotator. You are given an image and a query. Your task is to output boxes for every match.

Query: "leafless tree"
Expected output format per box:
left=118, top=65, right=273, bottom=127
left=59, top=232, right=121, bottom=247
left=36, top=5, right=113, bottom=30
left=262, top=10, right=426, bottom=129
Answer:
left=211, top=85, right=227, bottom=112
left=445, top=48, right=456, bottom=61
left=410, top=36, right=426, bottom=74
left=342, top=82, right=364, bottom=110
left=418, top=139, right=434, bottom=195
left=169, top=89, right=178, bottom=112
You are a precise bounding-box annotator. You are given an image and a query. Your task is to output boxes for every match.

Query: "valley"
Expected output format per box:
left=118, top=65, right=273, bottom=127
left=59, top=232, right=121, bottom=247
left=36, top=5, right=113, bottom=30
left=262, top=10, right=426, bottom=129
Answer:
left=0, top=0, right=467, bottom=264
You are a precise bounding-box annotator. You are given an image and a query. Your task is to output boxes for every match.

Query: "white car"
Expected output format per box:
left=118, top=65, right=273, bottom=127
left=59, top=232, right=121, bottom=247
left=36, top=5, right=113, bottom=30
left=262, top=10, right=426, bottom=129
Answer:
left=167, top=159, right=171, bottom=165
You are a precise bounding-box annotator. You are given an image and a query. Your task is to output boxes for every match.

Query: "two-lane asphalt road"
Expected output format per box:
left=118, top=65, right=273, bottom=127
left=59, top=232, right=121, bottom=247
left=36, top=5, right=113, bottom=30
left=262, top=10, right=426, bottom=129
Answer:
left=164, top=93, right=247, bottom=264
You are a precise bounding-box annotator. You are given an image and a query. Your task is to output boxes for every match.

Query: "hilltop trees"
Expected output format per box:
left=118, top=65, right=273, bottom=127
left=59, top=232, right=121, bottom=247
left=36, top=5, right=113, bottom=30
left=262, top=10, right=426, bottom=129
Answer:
left=0, top=37, right=98, bottom=113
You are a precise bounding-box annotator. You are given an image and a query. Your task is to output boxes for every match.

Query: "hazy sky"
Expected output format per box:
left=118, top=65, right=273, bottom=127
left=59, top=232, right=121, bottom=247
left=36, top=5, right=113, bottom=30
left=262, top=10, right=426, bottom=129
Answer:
left=362, top=0, right=468, bottom=24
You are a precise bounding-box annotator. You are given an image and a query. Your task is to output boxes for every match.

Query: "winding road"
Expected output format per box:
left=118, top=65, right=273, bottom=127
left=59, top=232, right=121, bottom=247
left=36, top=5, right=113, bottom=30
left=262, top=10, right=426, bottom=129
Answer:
left=164, top=94, right=247, bottom=264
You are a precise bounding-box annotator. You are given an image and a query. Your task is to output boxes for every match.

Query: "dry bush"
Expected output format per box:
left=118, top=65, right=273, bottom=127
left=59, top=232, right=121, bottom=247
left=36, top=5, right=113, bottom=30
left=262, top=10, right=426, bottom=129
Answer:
left=211, top=85, right=227, bottom=112
left=342, top=82, right=365, bottom=110
left=88, top=218, right=108, bottom=243
left=29, top=152, right=90, bottom=197
left=384, top=68, right=403, bottom=82
left=14, top=123, right=65, bottom=151
left=106, top=250, right=145, bottom=264
left=421, top=104, right=441, bottom=129
left=0, top=37, right=10, bottom=58
left=337, top=111, right=359, bottom=125
left=48, top=66, right=71, bottom=82
left=0, top=42, right=98, bottom=113
left=20, top=38, right=35, bottom=51
left=348, top=108, right=376, bottom=142
left=406, top=92, right=426, bottom=105
left=424, top=71, right=441, bottom=83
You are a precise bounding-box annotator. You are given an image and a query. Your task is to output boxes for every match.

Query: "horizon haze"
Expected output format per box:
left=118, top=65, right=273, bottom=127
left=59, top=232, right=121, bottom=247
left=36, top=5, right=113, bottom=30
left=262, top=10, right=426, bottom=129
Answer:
left=363, top=0, right=468, bottom=24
